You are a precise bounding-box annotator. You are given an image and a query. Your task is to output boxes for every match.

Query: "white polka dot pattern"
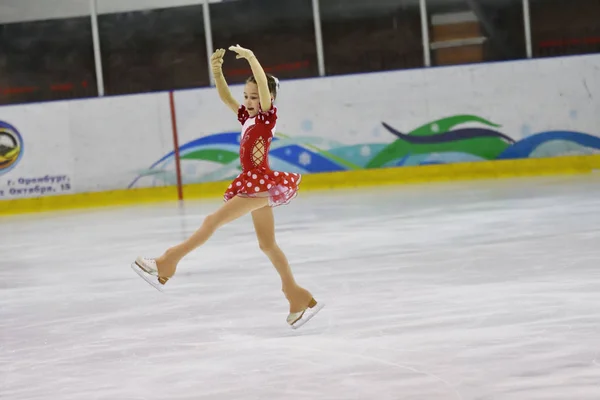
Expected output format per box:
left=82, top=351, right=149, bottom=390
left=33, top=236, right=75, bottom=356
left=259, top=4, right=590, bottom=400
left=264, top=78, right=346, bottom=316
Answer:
left=225, top=104, right=302, bottom=207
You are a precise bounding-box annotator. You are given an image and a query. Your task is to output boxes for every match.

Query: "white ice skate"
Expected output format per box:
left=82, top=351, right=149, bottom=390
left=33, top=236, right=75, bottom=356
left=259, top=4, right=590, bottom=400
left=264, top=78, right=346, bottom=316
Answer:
left=131, top=256, right=169, bottom=292
left=287, top=298, right=325, bottom=329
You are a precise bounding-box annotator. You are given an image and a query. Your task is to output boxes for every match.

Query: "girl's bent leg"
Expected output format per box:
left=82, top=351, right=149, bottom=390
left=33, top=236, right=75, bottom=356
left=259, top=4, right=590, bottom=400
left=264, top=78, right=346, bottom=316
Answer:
left=251, top=206, right=313, bottom=314
left=156, top=196, right=269, bottom=278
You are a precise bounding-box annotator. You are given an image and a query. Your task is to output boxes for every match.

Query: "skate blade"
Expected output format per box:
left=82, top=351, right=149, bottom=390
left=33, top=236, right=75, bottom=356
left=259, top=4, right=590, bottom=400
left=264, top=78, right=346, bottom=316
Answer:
left=290, top=302, right=325, bottom=330
left=130, top=262, right=165, bottom=292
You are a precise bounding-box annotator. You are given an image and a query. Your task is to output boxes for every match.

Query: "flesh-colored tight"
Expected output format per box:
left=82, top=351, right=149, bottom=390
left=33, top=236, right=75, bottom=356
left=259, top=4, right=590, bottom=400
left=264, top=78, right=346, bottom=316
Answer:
left=154, top=195, right=313, bottom=313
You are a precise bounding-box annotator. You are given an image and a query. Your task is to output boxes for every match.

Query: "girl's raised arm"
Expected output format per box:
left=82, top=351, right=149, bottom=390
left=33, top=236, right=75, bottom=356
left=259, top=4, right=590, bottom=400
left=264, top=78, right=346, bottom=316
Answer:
left=228, top=45, right=272, bottom=112
left=211, top=48, right=239, bottom=114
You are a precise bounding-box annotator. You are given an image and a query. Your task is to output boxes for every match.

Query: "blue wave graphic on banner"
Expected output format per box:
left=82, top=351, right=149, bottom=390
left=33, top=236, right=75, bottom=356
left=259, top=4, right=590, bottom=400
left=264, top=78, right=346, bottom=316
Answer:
left=128, top=125, right=600, bottom=189
left=497, top=131, right=600, bottom=159
left=270, top=145, right=346, bottom=172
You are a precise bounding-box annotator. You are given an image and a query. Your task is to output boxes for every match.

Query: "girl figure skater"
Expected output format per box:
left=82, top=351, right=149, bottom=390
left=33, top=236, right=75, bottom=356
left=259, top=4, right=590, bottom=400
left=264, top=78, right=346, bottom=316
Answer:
left=132, top=45, right=323, bottom=329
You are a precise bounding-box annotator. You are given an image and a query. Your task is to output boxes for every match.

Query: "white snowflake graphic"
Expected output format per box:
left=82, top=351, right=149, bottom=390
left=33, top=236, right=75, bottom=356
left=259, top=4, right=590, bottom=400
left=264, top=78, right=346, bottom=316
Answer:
left=185, top=164, right=196, bottom=175
left=299, top=151, right=312, bottom=166
left=360, top=146, right=371, bottom=157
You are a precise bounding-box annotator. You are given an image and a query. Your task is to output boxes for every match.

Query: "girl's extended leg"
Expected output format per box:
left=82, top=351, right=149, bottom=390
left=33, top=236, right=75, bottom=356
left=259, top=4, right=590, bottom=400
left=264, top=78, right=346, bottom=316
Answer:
left=155, top=196, right=269, bottom=278
left=251, top=206, right=313, bottom=314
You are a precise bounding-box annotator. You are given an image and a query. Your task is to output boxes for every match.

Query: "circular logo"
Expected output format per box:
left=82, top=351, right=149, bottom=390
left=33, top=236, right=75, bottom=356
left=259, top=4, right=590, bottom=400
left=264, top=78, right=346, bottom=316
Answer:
left=0, top=120, right=24, bottom=176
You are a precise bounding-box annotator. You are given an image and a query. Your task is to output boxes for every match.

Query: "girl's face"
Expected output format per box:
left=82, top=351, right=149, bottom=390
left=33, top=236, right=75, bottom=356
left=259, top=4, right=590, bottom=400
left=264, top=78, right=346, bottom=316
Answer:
left=243, top=82, right=274, bottom=117
left=243, top=82, right=261, bottom=117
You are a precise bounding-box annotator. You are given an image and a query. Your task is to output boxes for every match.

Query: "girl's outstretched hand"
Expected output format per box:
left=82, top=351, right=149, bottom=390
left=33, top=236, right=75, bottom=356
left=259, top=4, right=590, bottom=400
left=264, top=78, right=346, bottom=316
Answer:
left=228, top=44, right=255, bottom=60
left=211, top=48, right=226, bottom=75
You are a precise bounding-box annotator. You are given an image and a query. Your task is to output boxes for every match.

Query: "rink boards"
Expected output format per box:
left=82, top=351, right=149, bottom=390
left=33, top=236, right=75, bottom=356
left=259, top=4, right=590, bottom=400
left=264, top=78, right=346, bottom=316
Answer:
left=1, top=154, right=599, bottom=216
left=1, top=54, right=599, bottom=216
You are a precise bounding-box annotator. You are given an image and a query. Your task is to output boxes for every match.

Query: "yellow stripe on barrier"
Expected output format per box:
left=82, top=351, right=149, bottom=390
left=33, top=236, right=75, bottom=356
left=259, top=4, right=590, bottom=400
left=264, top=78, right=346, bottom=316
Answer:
left=1, top=155, right=599, bottom=216
left=0, top=185, right=180, bottom=216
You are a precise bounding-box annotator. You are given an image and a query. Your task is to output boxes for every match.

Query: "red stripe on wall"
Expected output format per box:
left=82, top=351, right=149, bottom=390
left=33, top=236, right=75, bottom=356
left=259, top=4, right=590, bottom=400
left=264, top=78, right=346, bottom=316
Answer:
left=539, top=36, right=600, bottom=47
left=2, top=86, right=38, bottom=95
left=225, top=60, right=310, bottom=76
left=169, top=90, right=184, bottom=201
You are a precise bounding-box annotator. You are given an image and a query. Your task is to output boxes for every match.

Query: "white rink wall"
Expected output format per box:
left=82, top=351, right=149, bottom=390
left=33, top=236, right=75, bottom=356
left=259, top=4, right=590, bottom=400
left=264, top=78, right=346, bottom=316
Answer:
left=0, top=54, right=599, bottom=200
left=0, top=92, right=174, bottom=199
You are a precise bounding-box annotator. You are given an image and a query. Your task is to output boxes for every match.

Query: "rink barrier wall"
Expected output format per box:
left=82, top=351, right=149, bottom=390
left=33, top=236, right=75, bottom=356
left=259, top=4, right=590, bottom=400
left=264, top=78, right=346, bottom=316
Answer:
left=1, top=54, right=599, bottom=212
left=1, top=154, right=599, bottom=216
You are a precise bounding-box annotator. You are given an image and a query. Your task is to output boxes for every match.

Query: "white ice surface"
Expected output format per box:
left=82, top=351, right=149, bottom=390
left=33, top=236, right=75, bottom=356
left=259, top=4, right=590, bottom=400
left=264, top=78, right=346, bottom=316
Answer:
left=2, top=175, right=600, bottom=400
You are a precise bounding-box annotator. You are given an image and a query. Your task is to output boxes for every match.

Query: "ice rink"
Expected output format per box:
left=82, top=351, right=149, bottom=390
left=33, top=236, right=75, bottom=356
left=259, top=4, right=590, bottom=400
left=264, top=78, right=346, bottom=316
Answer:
left=2, top=175, right=600, bottom=400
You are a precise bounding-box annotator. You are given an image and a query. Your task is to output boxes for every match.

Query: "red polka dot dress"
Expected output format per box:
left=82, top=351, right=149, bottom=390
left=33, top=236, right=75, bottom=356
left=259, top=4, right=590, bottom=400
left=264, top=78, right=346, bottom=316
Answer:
left=223, top=105, right=302, bottom=207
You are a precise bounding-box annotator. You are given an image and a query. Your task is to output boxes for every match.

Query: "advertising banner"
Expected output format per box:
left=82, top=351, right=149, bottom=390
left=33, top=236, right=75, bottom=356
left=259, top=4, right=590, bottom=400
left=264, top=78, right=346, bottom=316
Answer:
left=0, top=102, right=74, bottom=200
